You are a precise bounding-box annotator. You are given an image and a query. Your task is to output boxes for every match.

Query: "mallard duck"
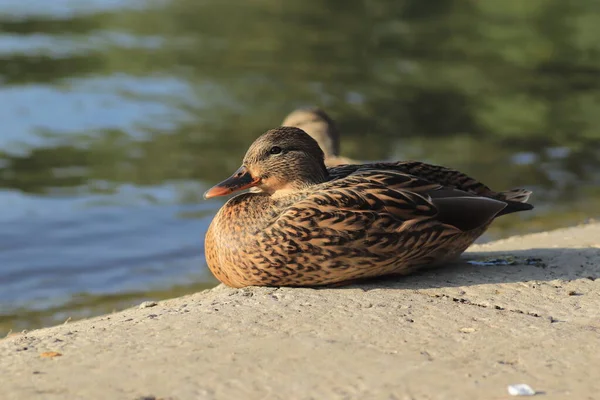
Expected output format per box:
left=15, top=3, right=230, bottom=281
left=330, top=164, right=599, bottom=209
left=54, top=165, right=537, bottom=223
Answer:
left=204, top=127, right=533, bottom=288
left=281, top=108, right=357, bottom=166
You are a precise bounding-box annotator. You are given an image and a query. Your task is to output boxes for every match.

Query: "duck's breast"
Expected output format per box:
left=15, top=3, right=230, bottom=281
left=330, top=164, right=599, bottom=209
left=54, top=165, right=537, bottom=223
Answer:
left=204, top=193, right=283, bottom=287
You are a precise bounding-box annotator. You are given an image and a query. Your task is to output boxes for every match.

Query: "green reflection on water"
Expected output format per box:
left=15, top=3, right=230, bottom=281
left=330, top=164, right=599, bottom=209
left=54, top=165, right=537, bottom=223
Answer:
left=2, top=0, right=599, bottom=190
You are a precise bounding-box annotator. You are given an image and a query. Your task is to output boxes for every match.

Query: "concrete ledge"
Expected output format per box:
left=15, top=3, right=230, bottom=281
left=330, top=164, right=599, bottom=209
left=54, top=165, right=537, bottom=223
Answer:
left=2, top=223, right=599, bottom=399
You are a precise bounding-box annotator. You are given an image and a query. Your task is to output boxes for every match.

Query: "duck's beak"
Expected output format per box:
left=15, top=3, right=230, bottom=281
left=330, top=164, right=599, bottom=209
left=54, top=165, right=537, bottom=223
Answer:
left=203, top=166, right=261, bottom=199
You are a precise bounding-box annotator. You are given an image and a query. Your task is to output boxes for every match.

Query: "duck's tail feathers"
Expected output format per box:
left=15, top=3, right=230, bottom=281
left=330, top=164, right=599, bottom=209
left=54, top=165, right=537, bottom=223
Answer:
left=500, top=188, right=532, bottom=203
left=496, top=188, right=534, bottom=217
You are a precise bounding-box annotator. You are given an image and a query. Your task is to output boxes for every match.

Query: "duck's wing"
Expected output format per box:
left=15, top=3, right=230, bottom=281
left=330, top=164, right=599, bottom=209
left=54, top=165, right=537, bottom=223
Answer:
left=329, top=161, right=494, bottom=195
left=273, top=170, right=507, bottom=239
left=328, top=161, right=533, bottom=215
left=325, top=169, right=510, bottom=231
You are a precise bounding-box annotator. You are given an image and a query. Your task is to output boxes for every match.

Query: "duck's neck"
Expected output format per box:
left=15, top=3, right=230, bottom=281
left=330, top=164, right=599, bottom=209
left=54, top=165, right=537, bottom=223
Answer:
left=263, top=172, right=327, bottom=199
left=270, top=186, right=307, bottom=199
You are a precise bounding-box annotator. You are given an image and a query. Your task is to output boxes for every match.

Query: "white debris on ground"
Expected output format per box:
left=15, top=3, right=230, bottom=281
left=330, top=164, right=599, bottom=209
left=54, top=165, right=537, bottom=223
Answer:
left=508, top=383, right=536, bottom=396
left=139, top=301, right=158, bottom=309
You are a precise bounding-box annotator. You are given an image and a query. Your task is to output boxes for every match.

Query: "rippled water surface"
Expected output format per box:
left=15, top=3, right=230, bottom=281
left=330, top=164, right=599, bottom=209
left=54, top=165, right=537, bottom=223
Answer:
left=2, top=0, right=600, bottom=334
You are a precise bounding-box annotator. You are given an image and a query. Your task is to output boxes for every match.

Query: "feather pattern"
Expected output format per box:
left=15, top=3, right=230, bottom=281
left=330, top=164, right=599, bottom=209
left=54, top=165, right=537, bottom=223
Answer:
left=204, top=127, right=533, bottom=288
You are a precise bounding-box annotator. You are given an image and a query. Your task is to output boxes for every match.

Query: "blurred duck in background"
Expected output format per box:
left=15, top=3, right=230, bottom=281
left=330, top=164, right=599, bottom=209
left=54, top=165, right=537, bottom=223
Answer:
left=281, top=108, right=357, bottom=166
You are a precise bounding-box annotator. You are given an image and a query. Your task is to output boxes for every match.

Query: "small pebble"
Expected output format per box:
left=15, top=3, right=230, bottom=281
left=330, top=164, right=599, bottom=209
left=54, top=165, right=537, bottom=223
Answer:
left=139, top=301, right=158, bottom=309
left=508, top=383, right=536, bottom=396
left=459, top=327, right=476, bottom=333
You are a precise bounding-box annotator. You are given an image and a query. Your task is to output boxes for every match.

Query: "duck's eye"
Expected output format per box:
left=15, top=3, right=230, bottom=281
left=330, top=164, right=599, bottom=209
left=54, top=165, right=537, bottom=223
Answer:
left=269, top=146, right=282, bottom=155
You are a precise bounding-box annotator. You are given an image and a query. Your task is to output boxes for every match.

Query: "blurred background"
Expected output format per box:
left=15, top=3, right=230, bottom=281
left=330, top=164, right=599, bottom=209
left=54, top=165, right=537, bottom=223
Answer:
left=1, top=0, right=599, bottom=335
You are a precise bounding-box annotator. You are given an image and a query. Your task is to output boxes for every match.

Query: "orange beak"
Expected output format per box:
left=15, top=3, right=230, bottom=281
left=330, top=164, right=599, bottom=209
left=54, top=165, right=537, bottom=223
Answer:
left=203, top=166, right=261, bottom=199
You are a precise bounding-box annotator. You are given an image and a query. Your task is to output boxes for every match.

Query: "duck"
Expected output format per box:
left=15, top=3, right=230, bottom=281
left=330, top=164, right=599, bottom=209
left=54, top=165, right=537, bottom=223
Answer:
left=281, top=108, right=358, bottom=166
left=203, top=127, right=533, bottom=288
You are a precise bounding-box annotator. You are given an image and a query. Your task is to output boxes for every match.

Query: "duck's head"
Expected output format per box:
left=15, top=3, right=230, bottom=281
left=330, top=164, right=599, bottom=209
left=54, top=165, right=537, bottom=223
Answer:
left=204, top=127, right=328, bottom=199
left=281, top=108, right=340, bottom=158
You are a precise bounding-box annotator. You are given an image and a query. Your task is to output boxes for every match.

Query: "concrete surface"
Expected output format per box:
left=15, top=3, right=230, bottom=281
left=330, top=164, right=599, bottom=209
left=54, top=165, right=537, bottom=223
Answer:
left=1, top=222, right=599, bottom=399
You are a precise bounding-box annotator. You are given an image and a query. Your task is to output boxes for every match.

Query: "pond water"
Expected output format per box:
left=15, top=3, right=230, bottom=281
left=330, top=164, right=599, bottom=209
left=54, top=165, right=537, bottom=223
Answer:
left=1, top=0, right=599, bottom=334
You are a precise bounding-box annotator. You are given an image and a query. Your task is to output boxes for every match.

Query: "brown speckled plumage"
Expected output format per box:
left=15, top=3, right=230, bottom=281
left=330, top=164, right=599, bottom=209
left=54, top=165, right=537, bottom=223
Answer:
left=204, top=127, right=533, bottom=288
